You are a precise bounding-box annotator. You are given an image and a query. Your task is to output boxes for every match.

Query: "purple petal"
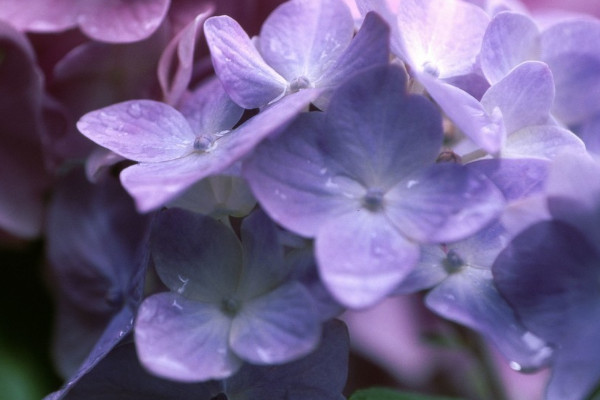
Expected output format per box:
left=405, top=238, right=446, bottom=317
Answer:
left=546, top=152, right=600, bottom=241
left=247, top=116, right=363, bottom=229
left=257, top=0, right=354, bottom=82
left=541, top=19, right=600, bottom=124
left=544, top=315, right=600, bottom=400
left=204, top=15, right=287, bottom=108
left=392, top=245, right=447, bottom=294
left=151, top=208, right=243, bottom=302
left=466, top=158, right=549, bottom=202
left=123, top=90, right=318, bottom=212
left=426, top=268, right=552, bottom=371
left=396, top=0, right=489, bottom=78
left=230, top=282, right=320, bottom=364
left=579, top=114, right=600, bottom=156
left=287, top=249, right=345, bottom=321
left=386, top=163, right=505, bottom=243
left=45, top=169, right=150, bottom=377
left=77, top=100, right=195, bottom=162
left=243, top=113, right=362, bottom=237
left=135, top=292, right=242, bottom=382
left=480, top=12, right=541, bottom=84
left=0, top=0, right=78, bottom=32
left=316, top=212, right=420, bottom=308
left=158, top=8, right=214, bottom=105
left=314, top=11, right=390, bottom=108
left=237, top=210, right=288, bottom=298
left=79, top=0, right=170, bottom=43
left=493, top=221, right=600, bottom=344
left=46, top=169, right=150, bottom=315
left=501, top=194, right=551, bottom=239
left=225, top=320, right=349, bottom=400
left=49, top=30, right=168, bottom=160
left=85, top=148, right=126, bottom=183
left=481, top=61, right=554, bottom=134
left=178, top=77, right=243, bottom=135
left=325, top=65, right=443, bottom=187
left=503, top=125, right=586, bottom=160
left=419, top=72, right=505, bottom=153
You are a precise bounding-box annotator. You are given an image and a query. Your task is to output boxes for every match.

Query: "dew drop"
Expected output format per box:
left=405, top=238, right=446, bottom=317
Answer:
left=422, top=61, right=440, bottom=78
left=127, top=102, right=142, bottom=118
left=274, top=188, right=287, bottom=200
left=194, top=135, right=217, bottom=152
left=509, top=361, right=522, bottom=371
left=406, top=179, right=419, bottom=189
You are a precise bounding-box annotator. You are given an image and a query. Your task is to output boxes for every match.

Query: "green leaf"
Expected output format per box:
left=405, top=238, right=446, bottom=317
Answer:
left=349, top=387, right=464, bottom=400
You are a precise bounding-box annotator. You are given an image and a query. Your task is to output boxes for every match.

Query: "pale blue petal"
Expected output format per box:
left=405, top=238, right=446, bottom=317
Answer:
left=316, top=211, right=420, bottom=309
left=230, top=282, right=320, bottom=364
left=386, top=163, right=505, bottom=243
left=135, top=292, right=241, bottom=382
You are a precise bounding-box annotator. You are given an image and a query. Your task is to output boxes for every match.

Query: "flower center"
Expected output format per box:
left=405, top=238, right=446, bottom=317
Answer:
left=288, top=76, right=312, bottom=93
left=443, top=249, right=464, bottom=273
left=221, top=296, right=242, bottom=316
left=362, top=188, right=385, bottom=212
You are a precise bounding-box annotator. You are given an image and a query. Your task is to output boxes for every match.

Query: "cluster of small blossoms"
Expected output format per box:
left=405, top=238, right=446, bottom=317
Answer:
left=2, top=0, right=600, bottom=399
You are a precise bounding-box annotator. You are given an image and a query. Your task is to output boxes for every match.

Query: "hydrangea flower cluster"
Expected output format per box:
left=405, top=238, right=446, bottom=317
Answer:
left=3, top=0, right=600, bottom=399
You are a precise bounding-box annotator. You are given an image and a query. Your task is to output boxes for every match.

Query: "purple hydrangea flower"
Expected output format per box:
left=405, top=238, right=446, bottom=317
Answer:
left=134, top=208, right=321, bottom=381
left=204, top=0, right=390, bottom=109
left=244, top=65, right=505, bottom=308
left=77, top=77, right=320, bottom=212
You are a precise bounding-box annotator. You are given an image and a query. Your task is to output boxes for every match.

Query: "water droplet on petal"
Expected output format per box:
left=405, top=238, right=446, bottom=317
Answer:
left=194, top=135, right=217, bottom=152
left=406, top=180, right=419, bottom=189
left=127, top=103, right=142, bottom=118
left=509, top=361, right=522, bottom=371
left=422, top=61, right=440, bottom=78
